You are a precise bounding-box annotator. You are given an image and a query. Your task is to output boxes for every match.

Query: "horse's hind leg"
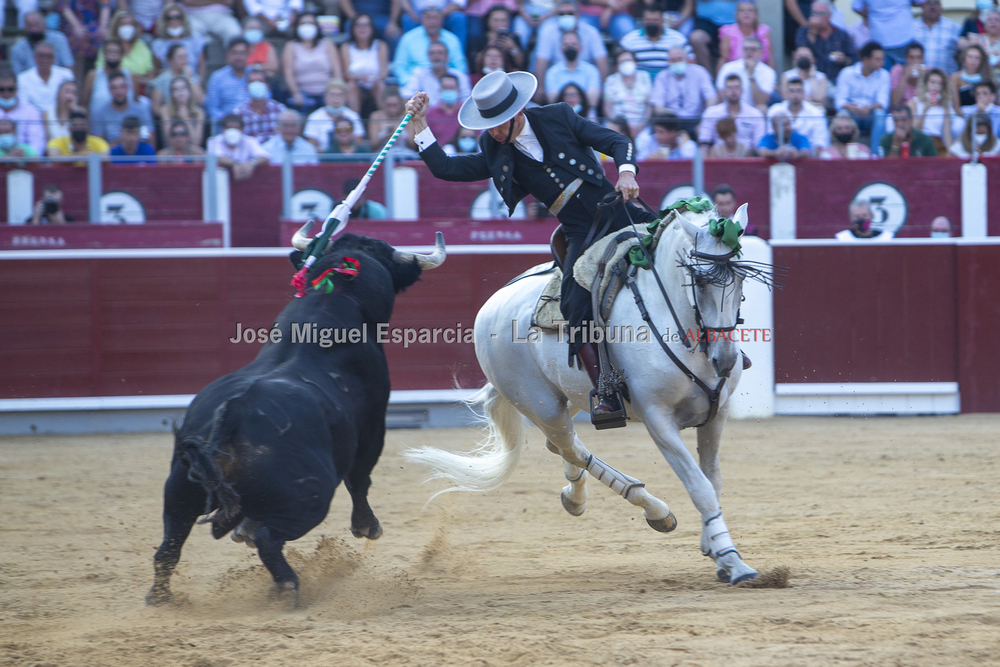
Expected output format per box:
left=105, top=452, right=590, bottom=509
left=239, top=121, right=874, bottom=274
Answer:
left=545, top=438, right=588, bottom=517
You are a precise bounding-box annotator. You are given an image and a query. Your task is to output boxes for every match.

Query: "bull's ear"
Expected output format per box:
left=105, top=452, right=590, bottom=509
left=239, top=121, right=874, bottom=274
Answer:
left=390, top=259, right=423, bottom=293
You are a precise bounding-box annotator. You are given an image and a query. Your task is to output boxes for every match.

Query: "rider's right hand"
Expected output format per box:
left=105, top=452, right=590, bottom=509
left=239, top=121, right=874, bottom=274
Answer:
left=405, top=92, right=430, bottom=134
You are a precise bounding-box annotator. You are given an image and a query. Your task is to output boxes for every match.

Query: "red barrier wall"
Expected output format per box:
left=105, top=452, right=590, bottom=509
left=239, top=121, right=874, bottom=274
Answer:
left=955, top=245, right=1000, bottom=413
left=0, top=222, right=223, bottom=249
left=794, top=158, right=965, bottom=239
left=983, top=158, right=1000, bottom=238
left=0, top=251, right=548, bottom=399
left=772, top=244, right=958, bottom=384
left=279, top=218, right=558, bottom=247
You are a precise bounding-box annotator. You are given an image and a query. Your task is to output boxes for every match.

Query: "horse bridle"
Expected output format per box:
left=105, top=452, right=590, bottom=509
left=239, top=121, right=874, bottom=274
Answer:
left=684, top=248, right=745, bottom=354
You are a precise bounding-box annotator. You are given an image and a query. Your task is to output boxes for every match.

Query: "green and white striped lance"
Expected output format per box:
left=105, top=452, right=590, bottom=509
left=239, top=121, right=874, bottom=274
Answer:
left=299, top=113, right=413, bottom=269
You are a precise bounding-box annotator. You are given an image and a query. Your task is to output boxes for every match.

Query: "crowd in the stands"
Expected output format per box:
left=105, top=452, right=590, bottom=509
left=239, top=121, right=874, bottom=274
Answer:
left=0, top=0, right=998, bottom=169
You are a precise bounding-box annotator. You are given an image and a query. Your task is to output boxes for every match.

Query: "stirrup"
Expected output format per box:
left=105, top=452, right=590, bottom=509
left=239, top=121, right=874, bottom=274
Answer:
left=589, top=389, right=627, bottom=430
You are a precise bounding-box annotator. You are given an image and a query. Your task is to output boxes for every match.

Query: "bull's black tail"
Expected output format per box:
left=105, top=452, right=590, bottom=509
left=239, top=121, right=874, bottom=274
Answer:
left=183, top=401, right=242, bottom=526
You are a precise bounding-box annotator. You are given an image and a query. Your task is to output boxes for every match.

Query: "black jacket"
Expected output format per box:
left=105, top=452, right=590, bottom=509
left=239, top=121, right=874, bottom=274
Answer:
left=418, top=103, right=638, bottom=216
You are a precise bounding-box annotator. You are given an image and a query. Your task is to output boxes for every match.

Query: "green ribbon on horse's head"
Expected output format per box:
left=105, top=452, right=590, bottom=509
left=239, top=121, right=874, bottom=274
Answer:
left=661, top=196, right=714, bottom=216
left=708, top=217, right=744, bottom=257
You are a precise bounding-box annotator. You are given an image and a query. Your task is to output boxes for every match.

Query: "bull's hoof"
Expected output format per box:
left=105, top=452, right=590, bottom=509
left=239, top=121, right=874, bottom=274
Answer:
left=560, top=490, right=586, bottom=517
left=145, top=586, right=173, bottom=606
left=730, top=570, right=758, bottom=585
left=351, top=521, right=383, bottom=540
left=645, top=511, right=678, bottom=533
left=716, top=568, right=730, bottom=584
left=269, top=581, right=300, bottom=608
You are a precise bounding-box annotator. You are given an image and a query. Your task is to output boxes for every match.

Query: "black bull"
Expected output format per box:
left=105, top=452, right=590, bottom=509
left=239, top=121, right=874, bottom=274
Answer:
left=147, top=233, right=445, bottom=606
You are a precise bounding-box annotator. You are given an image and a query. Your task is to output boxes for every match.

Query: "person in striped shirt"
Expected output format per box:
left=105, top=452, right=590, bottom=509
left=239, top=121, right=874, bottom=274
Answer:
left=619, top=4, right=689, bottom=76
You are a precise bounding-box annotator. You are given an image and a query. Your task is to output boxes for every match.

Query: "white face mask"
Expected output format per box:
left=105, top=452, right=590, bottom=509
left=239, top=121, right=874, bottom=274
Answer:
left=618, top=60, right=637, bottom=77
left=117, top=24, right=136, bottom=41
left=223, top=127, right=242, bottom=146
left=974, top=131, right=989, bottom=145
left=297, top=23, right=318, bottom=41
left=167, top=25, right=185, bottom=37
left=930, top=230, right=950, bottom=238
left=557, top=14, right=576, bottom=31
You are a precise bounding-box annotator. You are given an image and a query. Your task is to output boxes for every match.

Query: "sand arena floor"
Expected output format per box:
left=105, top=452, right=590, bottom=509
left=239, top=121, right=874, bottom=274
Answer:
left=1, top=415, right=999, bottom=666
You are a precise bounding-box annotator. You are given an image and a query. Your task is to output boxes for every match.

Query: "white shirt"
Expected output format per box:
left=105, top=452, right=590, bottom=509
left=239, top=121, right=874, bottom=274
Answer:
left=207, top=133, right=271, bottom=163
left=261, top=135, right=319, bottom=165
left=767, top=100, right=830, bottom=148
left=715, top=59, right=776, bottom=107
left=17, top=66, right=74, bottom=118
left=414, top=117, right=636, bottom=173
left=835, top=228, right=895, bottom=242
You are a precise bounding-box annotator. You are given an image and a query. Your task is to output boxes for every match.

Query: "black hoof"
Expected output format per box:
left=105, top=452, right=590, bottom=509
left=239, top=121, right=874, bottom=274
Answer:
left=561, top=491, right=586, bottom=516
left=731, top=571, right=758, bottom=585
left=716, top=569, right=730, bottom=584
left=350, top=521, right=383, bottom=540
left=645, top=512, right=678, bottom=533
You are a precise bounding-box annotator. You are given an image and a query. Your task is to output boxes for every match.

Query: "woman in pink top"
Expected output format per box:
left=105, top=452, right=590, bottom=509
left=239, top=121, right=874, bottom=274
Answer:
left=283, top=13, right=344, bottom=113
left=719, top=1, right=771, bottom=65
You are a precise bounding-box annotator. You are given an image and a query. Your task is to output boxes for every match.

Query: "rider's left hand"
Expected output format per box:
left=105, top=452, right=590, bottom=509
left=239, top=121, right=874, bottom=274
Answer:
left=615, top=171, right=639, bottom=202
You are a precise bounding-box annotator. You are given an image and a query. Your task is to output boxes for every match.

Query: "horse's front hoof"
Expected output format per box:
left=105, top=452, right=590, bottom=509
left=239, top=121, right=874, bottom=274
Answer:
left=561, top=490, right=586, bottom=516
left=645, top=511, right=678, bottom=533
left=716, top=568, right=730, bottom=584
left=731, top=570, right=759, bottom=585
left=351, top=521, right=383, bottom=540
left=269, top=581, right=300, bottom=608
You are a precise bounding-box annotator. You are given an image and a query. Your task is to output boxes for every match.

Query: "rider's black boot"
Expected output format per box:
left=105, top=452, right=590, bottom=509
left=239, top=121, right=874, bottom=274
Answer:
left=578, top=342, right=625, bottom=427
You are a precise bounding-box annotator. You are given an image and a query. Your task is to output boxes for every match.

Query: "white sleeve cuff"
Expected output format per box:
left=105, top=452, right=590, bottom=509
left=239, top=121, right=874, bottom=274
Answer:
left=414, top=127, right=438, bottom=152
left=618, top=164, right=636, bottom=174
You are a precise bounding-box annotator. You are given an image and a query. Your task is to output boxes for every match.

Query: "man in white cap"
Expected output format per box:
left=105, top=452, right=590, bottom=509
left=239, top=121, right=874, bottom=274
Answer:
left=406, top=70, right=653, bottom=423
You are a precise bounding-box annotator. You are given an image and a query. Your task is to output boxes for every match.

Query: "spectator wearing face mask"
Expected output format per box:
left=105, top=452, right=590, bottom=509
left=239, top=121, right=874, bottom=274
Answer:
left=928, top=216, right=952, bottom=238
left=10, top=12, right=74, bottom=75
left=283, top=13, right=344, bottom=113
left=619, top=4, right=689, bottom=76
left=473, top=45, right=508, bottom=86
left=817, top=111, right=871, bottom=159
left=96, top=12, right=155, bottom=84
left=152, top=4, right=208, bottom=76
left=46, top=110, right=110, bottom=160
left=603, top=51, right=652, bottom=136
left=767, top=77, right=829, bottom=148
left=425, top=74, right=464, bottom=143
left=961, top=80, right=1000, bottom=136
left=650, top=46, right=717, bottom=132
left=401, top=42, right=472, bottom=105
left=0, top=69, right=46, bottom=156
left=304, top=79, right=366, bottom=152
left=949, top=111, right=1000, bottom=156
left=0, top=118, right=39, bottom=158
left=782, top=46, right=827, bottom=107
left=17, top=42, right=75, bottom=120
left=544, top=31, right=601, bottom=107
left=444, top=125, right=481, bottom=155
left=243, top=16, right=281, bottom=77
left=951, top=45, right=994, bottom=110
left=233, top=67, right=287, bottom=141
left=207, top=114, right=271, bottom=181
left=890, top=42, right=925, bottom=107
left=555, top=82, right=591, bottom=120
left=110, top=115, right=157, bottom=163
left=835, top=198, right=894, bottom=241
left=261, top=110, right=318, bottom=164
left=533, top=0, right=608, bottom=101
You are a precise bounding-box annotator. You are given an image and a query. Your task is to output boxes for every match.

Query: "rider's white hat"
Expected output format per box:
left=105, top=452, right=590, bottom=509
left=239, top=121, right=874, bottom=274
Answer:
left=458, top=71, right=537, bottom=131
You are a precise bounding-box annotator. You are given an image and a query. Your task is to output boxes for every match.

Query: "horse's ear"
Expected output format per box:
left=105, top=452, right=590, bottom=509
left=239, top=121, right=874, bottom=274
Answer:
left=733, top=203, right=749, bottom=231
left=676, top=212, right=703, bottom=239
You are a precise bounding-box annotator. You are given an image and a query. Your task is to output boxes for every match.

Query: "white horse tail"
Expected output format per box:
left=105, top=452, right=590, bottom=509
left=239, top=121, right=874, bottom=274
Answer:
left=403, top=383, right=525, bottom=498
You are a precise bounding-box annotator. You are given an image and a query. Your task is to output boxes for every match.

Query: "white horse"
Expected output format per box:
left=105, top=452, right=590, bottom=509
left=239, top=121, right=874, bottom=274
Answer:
left=405, top=203, right=772, bottom=585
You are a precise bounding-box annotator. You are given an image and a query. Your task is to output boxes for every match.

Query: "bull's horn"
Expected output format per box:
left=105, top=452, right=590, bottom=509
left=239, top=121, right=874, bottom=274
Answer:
left=393, top=231, right=447, bottom=269
left=291, top=219, right=315, bottom=251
